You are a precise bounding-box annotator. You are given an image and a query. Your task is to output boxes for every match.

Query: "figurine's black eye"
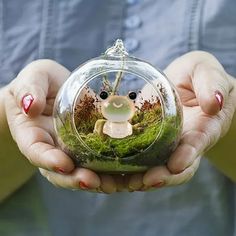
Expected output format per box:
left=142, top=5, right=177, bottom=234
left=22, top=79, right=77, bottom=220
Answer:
left=128, top=91, right=137, bottom=100
left=100, top=90, right=109, bottom=100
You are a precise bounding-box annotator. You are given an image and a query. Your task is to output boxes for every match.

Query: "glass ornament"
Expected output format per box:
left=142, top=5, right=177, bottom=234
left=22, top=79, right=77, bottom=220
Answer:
left=53, top=39, right=183, bottom=173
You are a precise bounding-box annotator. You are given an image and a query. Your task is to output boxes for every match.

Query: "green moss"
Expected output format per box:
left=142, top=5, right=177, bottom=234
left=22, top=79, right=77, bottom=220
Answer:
left=74, top=106, right=162, bottom=158
left=82, top=159, right=147, bottom=173
left=56, top=105, right=182, bottom=172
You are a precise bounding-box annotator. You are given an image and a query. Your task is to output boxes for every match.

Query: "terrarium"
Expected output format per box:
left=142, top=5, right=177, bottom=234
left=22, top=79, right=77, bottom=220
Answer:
left=53, top=39, right=183, bottom=173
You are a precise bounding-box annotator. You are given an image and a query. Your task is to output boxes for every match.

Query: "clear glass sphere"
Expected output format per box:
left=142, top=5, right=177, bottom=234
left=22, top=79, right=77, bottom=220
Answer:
left=53, top=39, right=183, bottom=173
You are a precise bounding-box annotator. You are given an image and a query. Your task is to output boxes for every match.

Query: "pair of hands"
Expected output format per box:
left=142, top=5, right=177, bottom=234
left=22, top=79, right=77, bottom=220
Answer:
left=4, top=51, right=236, bottom=193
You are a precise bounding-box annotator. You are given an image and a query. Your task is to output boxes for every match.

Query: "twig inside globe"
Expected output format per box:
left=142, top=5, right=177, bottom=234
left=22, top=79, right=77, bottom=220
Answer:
left=111, top=70, right=123, bottom=95
left=102, top=74, right=113, bottom=92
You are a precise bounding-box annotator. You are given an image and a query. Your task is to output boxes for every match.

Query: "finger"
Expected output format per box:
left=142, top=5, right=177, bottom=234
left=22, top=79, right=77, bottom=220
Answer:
left=5, top=89, right=74, bottom=173
left=39, top=167, right=101, bottom=190
left=14, top=124, right=74, bottom=173
left=164, top=51, right=233, bottom=115
left=143, top=157, right=200, bottom=188
left=163, top=156, right=201, bottom=186
left=143, top=166, right=170, bottom=188
left=128, top=173, right=144, bottom=191
left=99, top=174, right=117, bottom=194
left=10, top=59, right=70, bottom=117
left=6, top=101, right=55, bottom=141
left=167, top=129, right=209, bottom=174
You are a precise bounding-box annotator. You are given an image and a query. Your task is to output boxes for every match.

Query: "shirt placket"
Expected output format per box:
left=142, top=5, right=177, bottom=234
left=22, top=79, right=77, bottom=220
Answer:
left=123, top=0, right=142, bottom=53
left=188, top=0, right=204, bottom=51
left=122, top=0, right=143, bottom=86
left=103, top=0, right=126, bottom=49
left=38, top=0, right=56, bottom=59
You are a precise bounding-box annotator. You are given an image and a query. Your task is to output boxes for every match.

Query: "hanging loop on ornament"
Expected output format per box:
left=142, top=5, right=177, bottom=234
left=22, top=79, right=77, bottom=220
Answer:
left=105, top=39, right=129, bottom=57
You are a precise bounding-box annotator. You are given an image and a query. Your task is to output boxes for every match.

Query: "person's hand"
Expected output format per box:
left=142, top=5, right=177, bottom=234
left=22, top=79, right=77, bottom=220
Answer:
left=127, top=51, right=236, bottom=191
left=5, top=60, right=127, bottom=194
left=6, top=53, right=236, bottom=194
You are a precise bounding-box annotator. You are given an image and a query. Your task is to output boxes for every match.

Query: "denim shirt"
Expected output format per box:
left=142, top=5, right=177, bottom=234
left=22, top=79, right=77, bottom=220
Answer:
left=0, top=0, right=236, bottom=236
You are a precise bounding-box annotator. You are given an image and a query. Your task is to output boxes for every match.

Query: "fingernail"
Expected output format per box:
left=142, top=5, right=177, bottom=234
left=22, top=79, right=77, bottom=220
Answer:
left=54, top=167, right=67, bottom=175
left=151, top=181, right=165, bottom=188
left=215, top=91, right=224, bottom=110
left=79, top=181, right=90, bottom=190
left=22, top=94, right=34, bottom=114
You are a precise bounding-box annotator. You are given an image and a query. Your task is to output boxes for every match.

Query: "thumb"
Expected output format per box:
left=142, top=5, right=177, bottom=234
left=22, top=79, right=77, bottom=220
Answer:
left=164, top=51, right=233, bottom=116
left=191, top=62, right=231, bottom=115
left=10, top=59, right=70, bottom=117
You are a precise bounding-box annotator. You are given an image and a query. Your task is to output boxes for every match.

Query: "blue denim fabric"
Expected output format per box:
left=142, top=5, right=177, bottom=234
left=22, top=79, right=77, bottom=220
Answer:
left=0, top=0, right=236, bottom=235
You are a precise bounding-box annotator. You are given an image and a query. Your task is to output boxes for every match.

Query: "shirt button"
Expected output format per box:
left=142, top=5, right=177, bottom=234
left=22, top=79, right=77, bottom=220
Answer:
left=124, top=15, right=142, bottom=29
left=124, top=38, right=140, bottom=52
left=126, top=0, right=140, bottom=5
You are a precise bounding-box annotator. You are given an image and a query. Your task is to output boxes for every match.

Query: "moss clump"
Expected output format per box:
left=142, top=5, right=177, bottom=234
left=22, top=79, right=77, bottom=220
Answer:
left=57, top=112, right=181, bottom=172
left=73, top=96, right=162, bottom=158
left=82, top=121, right=159, bottom=158
left=55, top=93, right=182, bottom=172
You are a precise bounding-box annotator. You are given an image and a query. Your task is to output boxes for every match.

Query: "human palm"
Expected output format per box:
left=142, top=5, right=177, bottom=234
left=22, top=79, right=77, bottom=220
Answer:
left=5, top=60, right=130, bottom=193
left=128, top=51, right=235, bottom=190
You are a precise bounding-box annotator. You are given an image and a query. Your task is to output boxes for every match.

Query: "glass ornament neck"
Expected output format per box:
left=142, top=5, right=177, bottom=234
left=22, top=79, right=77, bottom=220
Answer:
left=105, top=39, right=129, bottom=57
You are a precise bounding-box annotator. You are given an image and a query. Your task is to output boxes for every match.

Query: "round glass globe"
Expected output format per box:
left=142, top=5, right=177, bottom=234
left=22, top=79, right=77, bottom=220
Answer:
left=53, top=39, right=183, bottom=173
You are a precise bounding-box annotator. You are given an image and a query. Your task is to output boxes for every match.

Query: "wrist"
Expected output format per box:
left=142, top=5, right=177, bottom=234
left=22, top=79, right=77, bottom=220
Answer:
left=0, top=84, right=36, bottom=202
left=206, top=74, right=236, bottom=181
left=228, top=73, right=236, bottom=110
left=0, top=85, right=9, bottom=130
left=231, top=79, right=236, bottom=131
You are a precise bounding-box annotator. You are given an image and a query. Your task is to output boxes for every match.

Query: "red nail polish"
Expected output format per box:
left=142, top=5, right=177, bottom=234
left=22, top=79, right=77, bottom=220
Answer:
left=152, top=181, right=165, bottom=188
left=54, top=167, right=66, bottom=175
left=22, top=94, right=34, bottom=114
left=215, top=91, right=224, bottom=110
left=79, top=181, right=89, bottom=190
